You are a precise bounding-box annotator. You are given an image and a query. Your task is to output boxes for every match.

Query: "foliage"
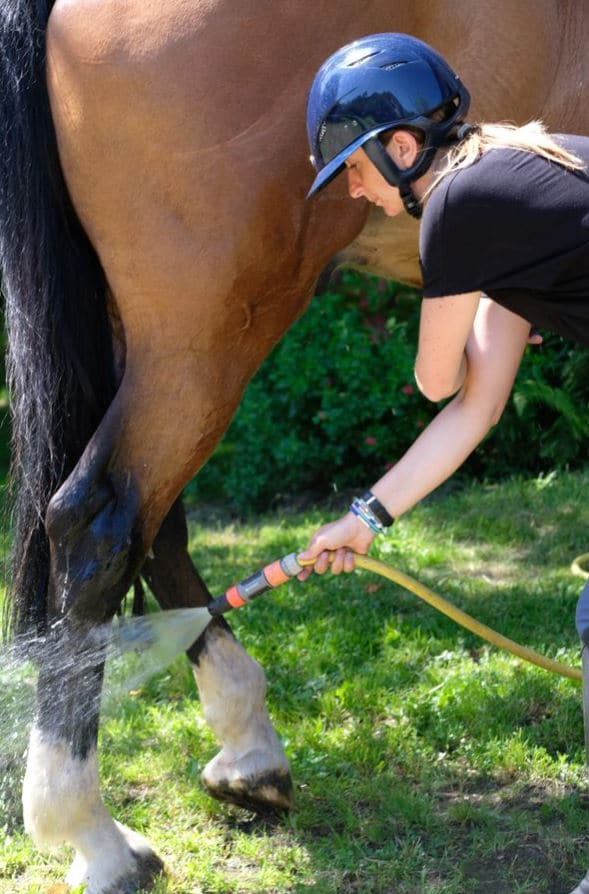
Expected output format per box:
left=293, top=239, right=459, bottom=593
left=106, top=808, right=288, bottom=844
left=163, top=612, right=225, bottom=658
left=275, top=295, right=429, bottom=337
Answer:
left=3, top=470, right=589, bottom=892
left=471, top=330, right=589, bottom=477
left=189, top=271, right=589, bottom=512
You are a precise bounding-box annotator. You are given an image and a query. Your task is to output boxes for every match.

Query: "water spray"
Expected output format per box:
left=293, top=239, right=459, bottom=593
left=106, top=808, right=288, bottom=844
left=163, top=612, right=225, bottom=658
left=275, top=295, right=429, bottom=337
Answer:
left=109, top=552, right=305, bottom=671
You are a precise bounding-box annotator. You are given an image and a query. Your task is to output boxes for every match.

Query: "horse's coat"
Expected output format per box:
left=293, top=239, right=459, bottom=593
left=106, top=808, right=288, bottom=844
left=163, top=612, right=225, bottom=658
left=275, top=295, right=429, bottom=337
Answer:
left=0, top=1, right=587, bottom=891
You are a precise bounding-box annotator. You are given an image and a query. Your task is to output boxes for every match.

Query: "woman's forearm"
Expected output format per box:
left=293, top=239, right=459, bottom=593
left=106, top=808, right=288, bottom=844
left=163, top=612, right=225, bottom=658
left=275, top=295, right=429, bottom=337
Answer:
left=370, top=389, right=494, bottom=519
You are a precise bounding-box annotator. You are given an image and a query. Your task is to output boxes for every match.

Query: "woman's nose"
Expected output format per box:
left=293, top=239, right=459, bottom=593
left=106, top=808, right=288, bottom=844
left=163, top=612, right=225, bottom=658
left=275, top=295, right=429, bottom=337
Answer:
left=346, top=168, right=364, bottom=199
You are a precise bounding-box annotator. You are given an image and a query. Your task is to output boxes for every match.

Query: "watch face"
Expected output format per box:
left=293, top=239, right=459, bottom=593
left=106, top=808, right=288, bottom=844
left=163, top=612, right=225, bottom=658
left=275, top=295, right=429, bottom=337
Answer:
left=363, top=492, right=393, bottom=527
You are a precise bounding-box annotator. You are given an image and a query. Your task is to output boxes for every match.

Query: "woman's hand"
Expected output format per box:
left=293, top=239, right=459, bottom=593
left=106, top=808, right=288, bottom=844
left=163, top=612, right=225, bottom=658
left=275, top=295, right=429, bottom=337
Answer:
left=297, top=511, right=375, bottom=581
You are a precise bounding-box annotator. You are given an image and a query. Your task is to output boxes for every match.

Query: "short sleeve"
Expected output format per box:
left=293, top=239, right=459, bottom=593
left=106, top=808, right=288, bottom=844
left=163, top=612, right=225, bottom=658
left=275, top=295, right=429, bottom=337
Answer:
left=419, top=178, right=451, bottom=297
left=420, top=171, right=487, bottom=298
left=419, top=147, right=589, bottom=300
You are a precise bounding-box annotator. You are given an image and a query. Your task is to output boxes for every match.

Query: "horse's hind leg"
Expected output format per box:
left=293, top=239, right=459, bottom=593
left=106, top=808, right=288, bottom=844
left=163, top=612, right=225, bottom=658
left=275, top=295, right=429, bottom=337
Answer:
left=142, top=498, right=293, bottom=811
left=21, top=380, right=168, bottom=892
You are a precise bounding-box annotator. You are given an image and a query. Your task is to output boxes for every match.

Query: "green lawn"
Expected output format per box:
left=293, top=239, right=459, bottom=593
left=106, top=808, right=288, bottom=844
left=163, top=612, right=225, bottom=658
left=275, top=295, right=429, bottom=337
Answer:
left=2, top=470, right=589, bottom=893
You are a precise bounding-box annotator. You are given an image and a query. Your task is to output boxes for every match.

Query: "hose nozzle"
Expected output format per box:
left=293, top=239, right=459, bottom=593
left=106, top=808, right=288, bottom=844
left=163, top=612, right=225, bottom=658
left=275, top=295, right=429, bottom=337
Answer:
left=207, top=552, right=304, bottom=615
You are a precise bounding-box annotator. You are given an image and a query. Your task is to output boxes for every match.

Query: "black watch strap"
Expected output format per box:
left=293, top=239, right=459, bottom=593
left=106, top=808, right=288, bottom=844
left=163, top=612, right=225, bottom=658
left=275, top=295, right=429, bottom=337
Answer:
left=361, top=491, right=394, bottom=528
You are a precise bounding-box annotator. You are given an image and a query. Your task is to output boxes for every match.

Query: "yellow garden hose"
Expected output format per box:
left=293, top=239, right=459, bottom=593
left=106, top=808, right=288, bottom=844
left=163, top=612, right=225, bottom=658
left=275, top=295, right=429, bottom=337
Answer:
left=299, top=554, right=584, bottom=683
left=209, top=551, right=584, bottom=683
left=571, top=554, right=589, bottom=581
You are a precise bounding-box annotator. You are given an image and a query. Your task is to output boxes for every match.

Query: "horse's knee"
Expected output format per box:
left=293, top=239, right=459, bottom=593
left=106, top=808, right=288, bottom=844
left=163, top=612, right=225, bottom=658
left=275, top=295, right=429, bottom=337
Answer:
left=45, top=468, right=142, bottom=622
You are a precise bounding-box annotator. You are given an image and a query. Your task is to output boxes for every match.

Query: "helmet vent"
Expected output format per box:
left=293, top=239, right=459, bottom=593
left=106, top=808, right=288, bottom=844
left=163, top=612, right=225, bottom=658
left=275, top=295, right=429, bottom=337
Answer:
left=345, top=50, right=379, bottom=67
left=318, top=122, right=328, bottom=143
left=381, top=62, right=406, bottom=71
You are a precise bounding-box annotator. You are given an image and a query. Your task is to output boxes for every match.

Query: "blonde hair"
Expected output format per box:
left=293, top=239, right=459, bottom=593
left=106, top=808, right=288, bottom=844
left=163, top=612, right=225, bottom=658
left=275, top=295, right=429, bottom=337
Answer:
left=427, top=120, right=585, bottom=197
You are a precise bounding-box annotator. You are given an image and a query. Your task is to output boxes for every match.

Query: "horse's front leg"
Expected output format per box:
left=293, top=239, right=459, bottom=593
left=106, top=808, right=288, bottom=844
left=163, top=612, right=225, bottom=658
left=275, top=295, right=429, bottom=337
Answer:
left=26, top=652, right=164, bottom=894
left=142, top=498, right=293, bottom=811
left=22, top=348, right=284, bottom=892
left=23, top=441, right=164, bottom=893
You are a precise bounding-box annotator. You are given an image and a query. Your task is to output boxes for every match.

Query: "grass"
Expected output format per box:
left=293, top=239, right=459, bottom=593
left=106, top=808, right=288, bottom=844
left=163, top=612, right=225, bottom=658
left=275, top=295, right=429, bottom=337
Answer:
left=2, top=469, right=589, bottom=893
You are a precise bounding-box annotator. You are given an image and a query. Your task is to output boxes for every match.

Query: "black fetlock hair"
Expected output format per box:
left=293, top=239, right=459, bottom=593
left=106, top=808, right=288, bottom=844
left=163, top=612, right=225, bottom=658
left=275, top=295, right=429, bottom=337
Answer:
left=0, top=1, right=117, bottom=637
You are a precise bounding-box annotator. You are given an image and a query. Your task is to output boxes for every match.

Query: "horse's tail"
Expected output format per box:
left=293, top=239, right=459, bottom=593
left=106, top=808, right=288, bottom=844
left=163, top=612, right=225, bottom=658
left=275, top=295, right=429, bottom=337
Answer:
left=0, top=1, right=117, bottom=638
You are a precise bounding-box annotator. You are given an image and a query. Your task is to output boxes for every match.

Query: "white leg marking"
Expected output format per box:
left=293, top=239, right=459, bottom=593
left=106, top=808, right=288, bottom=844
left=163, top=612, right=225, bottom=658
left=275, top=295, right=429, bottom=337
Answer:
left=23, top=726, right=161, bottom=893
left=194, top=625, right=291, bottom=805
left=195, top=626, right=286, bottom=759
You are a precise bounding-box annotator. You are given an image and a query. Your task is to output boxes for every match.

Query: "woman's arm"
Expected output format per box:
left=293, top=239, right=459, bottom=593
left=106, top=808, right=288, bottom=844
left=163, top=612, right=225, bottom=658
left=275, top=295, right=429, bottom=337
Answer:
left=371, top=296, right=531, bottom=516
left=299, top=297, right=532, bottom=577
left=415, top=291, right=480, bottom=401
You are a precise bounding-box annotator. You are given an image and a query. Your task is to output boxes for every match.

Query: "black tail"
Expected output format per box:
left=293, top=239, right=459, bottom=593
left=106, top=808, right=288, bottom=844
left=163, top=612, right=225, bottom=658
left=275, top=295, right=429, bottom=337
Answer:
left=0, top=1, right=117, bottom=637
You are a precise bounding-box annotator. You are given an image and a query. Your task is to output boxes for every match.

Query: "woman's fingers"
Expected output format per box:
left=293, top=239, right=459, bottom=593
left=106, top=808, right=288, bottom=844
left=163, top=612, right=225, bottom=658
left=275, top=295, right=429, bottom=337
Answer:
left=343, top=550, right=356, bottom=573
left=330, top=548, right=347, bottom=575
left=298, top=547, right=356, bottom=579
left=297, top=512, right=373, bottom=581
left=297, top=549, right=336, bottom=578
left=297, top=566, right=313, bottom=582
left=298, top=536, right=328, bottom=563
left=313, top=550, right=333, bottom=575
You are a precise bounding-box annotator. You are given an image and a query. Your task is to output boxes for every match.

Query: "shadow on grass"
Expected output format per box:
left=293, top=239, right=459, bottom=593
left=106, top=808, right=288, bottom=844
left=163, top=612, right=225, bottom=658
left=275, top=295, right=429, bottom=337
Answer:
left=201, top=744, right=589, bottom=894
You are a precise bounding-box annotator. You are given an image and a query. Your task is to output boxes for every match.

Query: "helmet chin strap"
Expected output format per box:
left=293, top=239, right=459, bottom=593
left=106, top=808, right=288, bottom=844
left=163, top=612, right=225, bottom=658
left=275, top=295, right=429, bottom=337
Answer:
left=398, top=183, right=423, bottom=219
left=363, top=137, right=437, bottom=220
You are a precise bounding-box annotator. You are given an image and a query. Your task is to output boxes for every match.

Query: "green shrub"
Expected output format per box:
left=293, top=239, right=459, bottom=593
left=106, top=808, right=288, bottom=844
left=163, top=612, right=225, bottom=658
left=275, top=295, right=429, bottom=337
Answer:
left=474, top=334, right=589, bottom=476
left=188, top=272, right=589, bottom=512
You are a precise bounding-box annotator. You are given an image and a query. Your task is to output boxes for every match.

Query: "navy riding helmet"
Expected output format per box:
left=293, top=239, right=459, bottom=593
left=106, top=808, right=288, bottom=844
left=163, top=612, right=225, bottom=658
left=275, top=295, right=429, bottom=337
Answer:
left=306, top=33, right=470, bottom=218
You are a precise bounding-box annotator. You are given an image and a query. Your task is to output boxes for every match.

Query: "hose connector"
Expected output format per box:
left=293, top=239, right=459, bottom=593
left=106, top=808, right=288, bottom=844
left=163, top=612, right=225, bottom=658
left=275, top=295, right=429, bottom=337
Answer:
left=208, top=552, right=304, bottom=615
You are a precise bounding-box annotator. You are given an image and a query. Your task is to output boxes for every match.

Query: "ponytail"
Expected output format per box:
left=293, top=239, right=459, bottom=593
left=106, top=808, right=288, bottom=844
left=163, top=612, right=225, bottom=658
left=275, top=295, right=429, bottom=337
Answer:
left=427, top=120, right=585, bottom=197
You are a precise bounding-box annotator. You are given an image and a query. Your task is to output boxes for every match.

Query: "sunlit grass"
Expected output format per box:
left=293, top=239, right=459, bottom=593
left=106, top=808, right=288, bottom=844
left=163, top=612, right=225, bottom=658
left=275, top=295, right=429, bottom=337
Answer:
left=2, top=470, right=589, bottom=892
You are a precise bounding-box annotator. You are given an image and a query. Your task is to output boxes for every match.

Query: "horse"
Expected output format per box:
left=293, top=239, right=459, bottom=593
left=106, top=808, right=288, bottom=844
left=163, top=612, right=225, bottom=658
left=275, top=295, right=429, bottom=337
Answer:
left=1, top=0, right=587, bottom=891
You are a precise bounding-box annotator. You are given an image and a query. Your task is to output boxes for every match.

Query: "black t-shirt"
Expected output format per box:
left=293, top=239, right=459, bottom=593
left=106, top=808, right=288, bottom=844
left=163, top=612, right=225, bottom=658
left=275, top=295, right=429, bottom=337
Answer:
left=419, top=134, right=589, bottom=345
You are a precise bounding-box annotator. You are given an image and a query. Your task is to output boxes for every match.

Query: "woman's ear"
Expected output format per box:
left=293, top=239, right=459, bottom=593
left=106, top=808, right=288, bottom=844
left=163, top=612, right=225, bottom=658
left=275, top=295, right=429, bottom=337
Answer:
left=388, top=130, right=420, bottom=170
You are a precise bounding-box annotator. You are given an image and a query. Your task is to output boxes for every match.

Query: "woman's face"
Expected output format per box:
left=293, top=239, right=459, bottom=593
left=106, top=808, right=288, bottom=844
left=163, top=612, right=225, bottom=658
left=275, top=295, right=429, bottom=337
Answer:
left=344, top=129, right=423, bottom=216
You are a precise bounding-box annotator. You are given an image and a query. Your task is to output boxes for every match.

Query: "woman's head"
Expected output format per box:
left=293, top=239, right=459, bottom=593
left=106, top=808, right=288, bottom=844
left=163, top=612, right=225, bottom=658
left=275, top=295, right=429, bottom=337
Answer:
left=344, top=129, right=427, bottom=217
left=343, top=107, right=464, bottom=217
left=306, top=33, right=470, bottom=217
left=307, top=33, right=586, bottom=219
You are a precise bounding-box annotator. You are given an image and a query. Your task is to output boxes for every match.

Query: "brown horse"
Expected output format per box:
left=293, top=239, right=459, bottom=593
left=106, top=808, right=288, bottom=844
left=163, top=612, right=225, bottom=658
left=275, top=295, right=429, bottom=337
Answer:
left=1, top=0, right=587, bottom=891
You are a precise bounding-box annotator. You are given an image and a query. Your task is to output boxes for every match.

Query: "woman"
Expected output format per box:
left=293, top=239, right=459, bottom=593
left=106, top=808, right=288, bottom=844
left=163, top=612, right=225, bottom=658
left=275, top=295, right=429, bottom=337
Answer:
left=299, top=33, right=589, bottom=579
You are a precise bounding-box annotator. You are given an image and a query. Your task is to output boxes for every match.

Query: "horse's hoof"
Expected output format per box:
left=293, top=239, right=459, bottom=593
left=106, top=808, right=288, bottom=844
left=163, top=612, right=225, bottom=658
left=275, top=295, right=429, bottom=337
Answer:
left=202, top=748, right=294, bottom=813
left=569, top=873, right=589, bottom=894
left=66, top=823, right=165, bottom=894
